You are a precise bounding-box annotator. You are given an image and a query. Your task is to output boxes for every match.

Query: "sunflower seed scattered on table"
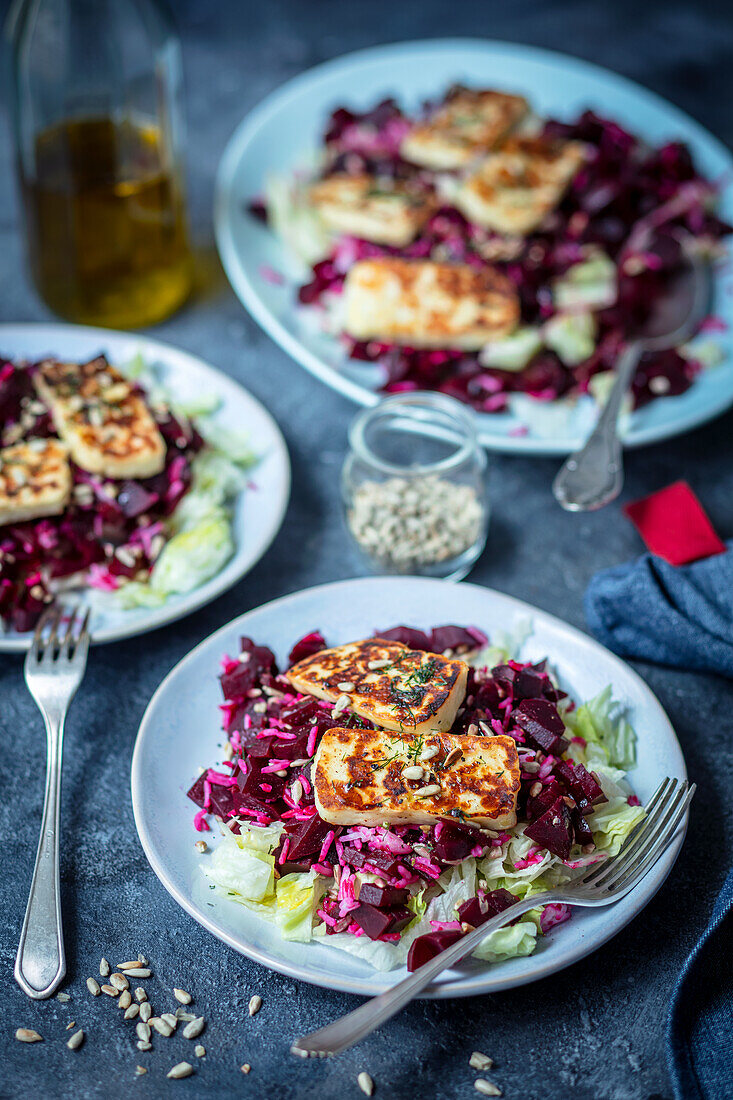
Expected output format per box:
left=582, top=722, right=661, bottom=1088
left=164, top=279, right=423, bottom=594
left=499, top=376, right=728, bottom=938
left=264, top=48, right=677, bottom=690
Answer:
left=248, top=995, right=262, bottom=1017
left=66, top=1029, right=84, bottom=1051
left=139, top=1003, right=152, bottom=1023
left=137, top=955, right=148, bottom=965
left=167, top=1063, right=194, bottom=1080
left=137, top=1040, right=152, bottom=1052
left=101, top=985, right=118, bottom=997
left=474, top=1081, right=502, bottom=1097
left=134, top=988, right=147, bottom=1003
left=241, top=1064, right=251, bottom=1074
left=124, top=1004, right=140, bottom=1021
left=194, top=1045, right=206, bottom=1058
left=470, top=1053, right=494, bottom=1072
left=182, top=1017, right=205, bottom=1040
left=121, top=968, right=151, bottom=979
left=56, top=991, right=70, bottom=1003
left=150, top=1017, right=173, bottom=1037
left=118, top=990, right=132, bottom=1010
left=161, top=1013, right=178, bottom=1030
left=118, top=961, right=142, bottom=971
left=135, top=1067, right=147, bottom=1076
left=173, top=988, right=192, bottom=1005
left=15, top=1029, right=42, bottom=1043
left=86, top=978, right=101, bottom=996
left=66, top=1022, right=76, bottom=1031
left=175, top=1008, right=196, bottom=1021
left=358, top=1072, right=375, bottom=1096
left=99, top=958, right=110, bottom=977
left=136, top=1022, right=151, bottom=1043
left=110, top=973, right=129, bottom=992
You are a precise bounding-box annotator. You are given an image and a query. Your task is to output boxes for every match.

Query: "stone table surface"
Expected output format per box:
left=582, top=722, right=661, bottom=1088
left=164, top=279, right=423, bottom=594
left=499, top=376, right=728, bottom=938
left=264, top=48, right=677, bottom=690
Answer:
left=1, top=1, right=732, bottom=1097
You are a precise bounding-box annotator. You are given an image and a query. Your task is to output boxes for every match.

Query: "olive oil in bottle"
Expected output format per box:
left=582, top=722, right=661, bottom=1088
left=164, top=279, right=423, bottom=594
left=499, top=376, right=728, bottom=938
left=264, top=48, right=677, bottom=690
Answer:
left=21, top=116, right=192, bottom=329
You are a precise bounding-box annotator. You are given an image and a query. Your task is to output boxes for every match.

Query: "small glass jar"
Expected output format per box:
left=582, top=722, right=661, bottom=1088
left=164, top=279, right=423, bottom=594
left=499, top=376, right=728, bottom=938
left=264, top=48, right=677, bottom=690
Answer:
left=342, top=393, right=489, bottom=581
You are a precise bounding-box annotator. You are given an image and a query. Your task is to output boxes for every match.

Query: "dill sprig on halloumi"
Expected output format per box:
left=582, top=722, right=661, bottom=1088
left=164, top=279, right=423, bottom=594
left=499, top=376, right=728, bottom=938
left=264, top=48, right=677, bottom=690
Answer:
left=308, top=174, right=437, bottom=247
left=313, top=725, right=520, bottom=828
left=455, top=135, right=587, bottom=236
left=400, top=86, right=529, bottom=170
left=343, top=258, right=520, bottom=350
left=0, top=438, right=71, bottom=525
left=287, top=638, right=468, bottom=735
left=33, top=355, right=166, bottom=480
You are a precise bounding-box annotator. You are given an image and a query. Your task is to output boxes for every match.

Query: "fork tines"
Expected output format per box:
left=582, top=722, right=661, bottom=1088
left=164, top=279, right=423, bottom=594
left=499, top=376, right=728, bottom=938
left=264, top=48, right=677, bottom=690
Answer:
left=29, top=604, right=91, bottom=663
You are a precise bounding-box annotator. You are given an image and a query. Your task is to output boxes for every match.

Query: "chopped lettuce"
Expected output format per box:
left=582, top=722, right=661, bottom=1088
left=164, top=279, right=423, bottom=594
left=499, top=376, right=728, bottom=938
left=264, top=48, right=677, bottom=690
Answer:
left=202, top=824, right=282, bottom=907
left=478, top=327, right=543, bottom=371
left=149, top=513, right=234, bottom=597
left=589, top=797, right=646, bottom=856
left=276, top=872, right=322, bottom=942
left=472, top=921, right=538, bottom=962
left=553, top=250, right=617, bottom=311
left=544, top=311, right=596, bottom=366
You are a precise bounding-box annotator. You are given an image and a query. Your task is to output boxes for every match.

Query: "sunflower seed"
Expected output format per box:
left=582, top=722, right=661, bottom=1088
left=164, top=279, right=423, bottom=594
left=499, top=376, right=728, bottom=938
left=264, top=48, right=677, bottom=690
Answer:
left=173, top=988, right=192, bottom=1005
left=176, top=1009, right=196, bottom=1021
left=56, top=991, right=71, bottom=1003
left=121, top=968, right=151, bottom=978
left=66, top=1022, right=76, bottom=1031
left=414, top=784, right=441, bottom=797
left=136, top=1041, right=152, bottom=1052
left=101, top=984, right=118, bottom=997
left=443, top=746, right=462, bottom=769
left=161, top=1013, right=178, bottom=1030
left=194, top=1045, right=206, bottom=1058
left=167, top=1063, right=194, bottom=1079
left=139, top=1002, right=152, bottom=1022
left=469, top=1052, right=494, bottom=1071
left=474, top=1081, right=501, bottom=1097
left=337, top=681, right=355, bottom=692
left=118, top=990, right=132, bottom=1010
left=194, top=841, right=208, bottom=853
left=134, top=988, right=147, bottom=1003
left=125, top=1004, right=140, bottom=1020
left=66, top=1029, right=84, bottom=1051
left=135, top=1067, right=147, bottom=1076
left=86, top=977, right=101, bottom=996
left=110, top=973, right=129, bottom=991
left=182, top=1017, right=205, bottom=1039
left=402, top=765, right=425, bottom=781
left=136, top=1022, right=151, bottom=1043
left=290, top=779, right=303, bottom=805
left=241, top=1064, right=251, bottom=1075
left=367, top=659, right=390, bottom=670
left=529, top=781, right=542, bottom=798
left=99, top=958, right=110, bottom=977
left=419, top=745, right=440, bottom=761
left=248, top=995, right=262, bottom=1017
left=357, top=1072, right=374, bottom=1096
left=118, top=960, right=143, bottom=971
left=138, top=955, right=148, bottom=965
left=15, top=1029, right=42, bottom=1043
left=150, top=1017, right=173, bottom=1037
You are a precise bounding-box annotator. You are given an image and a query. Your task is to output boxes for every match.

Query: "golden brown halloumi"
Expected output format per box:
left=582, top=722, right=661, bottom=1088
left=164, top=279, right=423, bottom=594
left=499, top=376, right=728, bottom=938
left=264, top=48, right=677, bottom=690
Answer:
left=314, top=726, right=520, bottom=828
left=0, top=438, right=71, bottom=526
left=287, top=638, right=468, bottom=735
left=455, top=135, right=586, bottom=236
left=400, top=87, right=529, bottom=170
left=309, top=174, right=437, bottom=247
left=343, top=258, right=520, bottom=349
left=33, top=356, right=166, bottom=480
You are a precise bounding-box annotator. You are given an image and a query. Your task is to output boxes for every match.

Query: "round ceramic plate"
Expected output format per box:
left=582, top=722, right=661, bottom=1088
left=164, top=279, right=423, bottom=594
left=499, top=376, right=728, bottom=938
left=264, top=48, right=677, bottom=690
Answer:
left=131, top=576, right=687, bottom=998
left=0, top=323, right=290, bottom=651
left=214, top=39, right=733, bottom=456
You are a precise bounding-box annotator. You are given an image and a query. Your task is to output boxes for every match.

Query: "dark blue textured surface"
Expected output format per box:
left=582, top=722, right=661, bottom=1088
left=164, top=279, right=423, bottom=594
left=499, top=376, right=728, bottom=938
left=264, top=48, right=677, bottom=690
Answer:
left=1, top=2, right=733, bottom=1098
left=586, top=541, right=733, bottom=677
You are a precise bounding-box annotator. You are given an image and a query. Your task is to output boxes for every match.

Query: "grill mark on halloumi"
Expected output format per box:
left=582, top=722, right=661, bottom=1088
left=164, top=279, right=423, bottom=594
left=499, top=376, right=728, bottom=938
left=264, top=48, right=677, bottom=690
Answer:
left=314, top=726, right=520, bottom=828
left=309, top=174, right=437, bottom=247
left=343, top=258, right=520, bottom=349
left=0, top=438, right=71, bottom=526
left=401, top=87, right=529, bottom=170
left=287, top=638, right=468, bottom=735
left=33, top=356, right=166, bottom=480
left=455, top=136, right=587, bottom=236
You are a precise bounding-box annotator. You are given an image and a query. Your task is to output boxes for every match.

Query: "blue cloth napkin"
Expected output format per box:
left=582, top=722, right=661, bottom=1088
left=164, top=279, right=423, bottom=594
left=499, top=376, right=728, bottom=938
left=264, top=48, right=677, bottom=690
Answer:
left=667, top=867, right=733, bottom=1099
left=584, top=541, right=733, bottom=678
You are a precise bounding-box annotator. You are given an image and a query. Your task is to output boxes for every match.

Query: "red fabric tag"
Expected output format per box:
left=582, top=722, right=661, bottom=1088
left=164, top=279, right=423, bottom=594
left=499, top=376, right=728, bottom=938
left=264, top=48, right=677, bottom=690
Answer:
left=623, top=481, right=726, bottom=566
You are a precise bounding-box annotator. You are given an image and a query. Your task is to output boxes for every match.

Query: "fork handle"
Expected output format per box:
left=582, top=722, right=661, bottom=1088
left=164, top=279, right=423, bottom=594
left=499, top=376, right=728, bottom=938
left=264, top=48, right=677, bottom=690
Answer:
left=14, top=709, right=66, bottom=999
left=291, top=890, right=556, bottom=1058
left=552, top=342, right=642, bottom=512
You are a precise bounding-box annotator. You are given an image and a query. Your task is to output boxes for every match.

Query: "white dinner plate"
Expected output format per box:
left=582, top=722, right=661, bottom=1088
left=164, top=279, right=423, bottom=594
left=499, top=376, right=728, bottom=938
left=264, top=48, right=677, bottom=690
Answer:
left=0, top=323, right=290, bottom=650
left=214, top=39, right=733, bottom=456
left=131, top=576, right=687, bottom=998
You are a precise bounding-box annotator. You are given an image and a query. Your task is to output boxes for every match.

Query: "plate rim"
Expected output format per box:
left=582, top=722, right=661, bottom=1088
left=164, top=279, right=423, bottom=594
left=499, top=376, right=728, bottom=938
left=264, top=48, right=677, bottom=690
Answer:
left=0, top=321, right=291, bottom=651
left=131, top=575, right=688, bottom=998
left=214, top=36, right=733, bottom=457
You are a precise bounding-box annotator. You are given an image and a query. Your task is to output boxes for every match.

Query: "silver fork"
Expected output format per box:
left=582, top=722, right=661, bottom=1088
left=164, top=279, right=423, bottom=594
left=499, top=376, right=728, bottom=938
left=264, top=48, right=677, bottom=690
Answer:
left=292, top=777, right=694, bottom=1057
left=15, top=605, right=91, bottom=999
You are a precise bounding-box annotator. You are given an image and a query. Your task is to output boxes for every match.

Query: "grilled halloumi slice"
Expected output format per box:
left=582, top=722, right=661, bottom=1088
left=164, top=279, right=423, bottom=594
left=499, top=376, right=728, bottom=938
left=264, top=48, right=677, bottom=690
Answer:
left=401, top=87, right=529, bottom=170
left=33, top=356, right=166, bottom=480
left=343, top=258, right=520, bottom=349
left=0, top=438, right=71, bottom=526
left=314, top=726, right=520, bottom=828
left=287, top=638, right=468, bottom=735
left=455, top=136, right=586, bottom=236
left=309, top=174, right=436, bottom=247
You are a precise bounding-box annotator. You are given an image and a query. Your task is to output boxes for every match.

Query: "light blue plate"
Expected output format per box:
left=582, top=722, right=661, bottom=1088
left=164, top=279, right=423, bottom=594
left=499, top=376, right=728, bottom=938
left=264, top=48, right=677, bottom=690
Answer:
left=214, top=39, right=733, bottom=456
left=131, top=577, right=687, bottom=998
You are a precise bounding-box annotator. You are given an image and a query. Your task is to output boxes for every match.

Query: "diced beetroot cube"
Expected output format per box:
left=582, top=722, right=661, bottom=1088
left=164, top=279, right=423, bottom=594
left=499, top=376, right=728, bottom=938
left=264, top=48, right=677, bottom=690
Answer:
left=284, top=815, right=335, bottom=862
left=288, top=631, right=326, bottom=664
left=432, top=824, right=476, bottom=862
left=358, top=884, right=408, bottom=908
left=526, top=779, right=564, bottom=821
left=117, top=480, right=159, bottom=517
left=208, top=784, right=236, bottom=819
left=457, top=888, right=515, bottom=928
left=376, top=625, right=432, bottom=651
left=240, top=736, right=276, bottom=759
left=472, top=678, right=503, bottom=716
left=555, top=761, right=607, bottom=810
left=524, top=797, right=574, bottom=860
left=278, top=861, right=315, bottom=875
left=572, top=809, right=594, bottom=846
left=513, top=699, right=569, bottom=755
left=270, top=734, right=311, bottom=761
left=351, top=903, right=395, bottom=940
left=220, top=639, right=277, bottom=699
left=187, top=773, right=207, bottom=808
left=340, top=845, right=402, bottom=876
left=407, top=930, right=463, bottom=971
left=429, top=625, right=487, bottom=653
left=230, top=789, right=272, bottom=819
left=236, top=760, right=287, bottom=802
left=492, top=664, right=546, bottom=700
left=220, top=662, right=258, bottom=701
left=388, top=906, right=413, bottom=934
